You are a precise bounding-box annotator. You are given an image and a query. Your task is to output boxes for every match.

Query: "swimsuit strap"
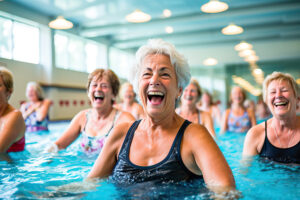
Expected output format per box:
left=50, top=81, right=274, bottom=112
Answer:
left=105, top=109, right=120, bottom=137
left=198, top=110, right=202, bottom=124
left=83, top=110, right=91, bottom=132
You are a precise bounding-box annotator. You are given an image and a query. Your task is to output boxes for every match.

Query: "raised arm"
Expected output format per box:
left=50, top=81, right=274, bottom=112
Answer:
left=0, top=110, right=25, bottom=152
left=35, top=99, right=51, bottom=121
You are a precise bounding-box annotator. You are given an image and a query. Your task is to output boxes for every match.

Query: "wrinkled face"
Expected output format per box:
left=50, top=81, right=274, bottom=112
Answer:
left=123, top=85, right=135, bottom=103
left=88, top=76, right=114, bottom=109
left=27, top=85, right=38, bottom=102
left=181, top=83, right=198, bottom=106
left=231, top=87, right=244, bottom=105
left=266, top=80, right=297, bottom=117
left=0, top=77, right=10, bottom=103
left=139, top=54, right=180, bottom=117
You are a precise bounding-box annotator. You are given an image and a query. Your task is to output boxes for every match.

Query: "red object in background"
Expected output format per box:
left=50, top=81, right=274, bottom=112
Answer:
left=215, top=100, right=221, bottom=105
left=19, top=100, right=26, bottom=105
left=88, top=100, right=91, bottom=105
left=73, top=100, right=77, bottom=106
left=65, top=100, right=69, bottom=106
left=50, top=100, right=54, bottom=105
left=59, top=100, right=64, bottom=107
left=80, top=100, right=85, bottom=106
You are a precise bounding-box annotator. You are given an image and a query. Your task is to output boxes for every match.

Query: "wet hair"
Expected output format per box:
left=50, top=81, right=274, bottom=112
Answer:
left=263, top=71, right=299, bottom=102
left=190, top=78, right=202, bottom=101
left=0, top=67, right=13, bottom=97
left=87, top=68, right=120, bottom=100
left=133, top=38, right=191, bottom=92
left=26, top=82, right=44, bottom=101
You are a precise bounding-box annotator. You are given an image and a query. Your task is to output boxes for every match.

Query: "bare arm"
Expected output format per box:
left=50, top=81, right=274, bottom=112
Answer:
left=247, top=108, right=257, bottom=127
left=243, top=124, right=264, bottom=157
left=0, top=110, right=25, bottom=152
left=220, top=109, right=230, bottom=134
left=54, top=111, right=84, bottom=150
left=87, top=122, right=131, bottom=179
left=35, top=99, right=51, bottom=121
left=212, top=105, right=222, bottom=126
left=184, top=124, right=235, bottom=190
left=202, top=111, right=216, bottom=138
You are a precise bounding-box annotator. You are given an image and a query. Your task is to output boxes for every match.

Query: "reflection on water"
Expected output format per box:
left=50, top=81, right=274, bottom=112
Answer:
left=0, top=123, right=299, bottom=199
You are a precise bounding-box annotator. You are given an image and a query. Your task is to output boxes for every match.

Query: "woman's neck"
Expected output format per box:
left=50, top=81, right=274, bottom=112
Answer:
left=0, top=103, right=9, bottom=117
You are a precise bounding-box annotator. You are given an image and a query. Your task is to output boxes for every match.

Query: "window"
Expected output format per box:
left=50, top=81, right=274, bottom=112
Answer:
left=0, top=14, right=40, bottom=64
left=55, top=31, right=107, bottom=73
left=109, top=47, right=135, bottom=80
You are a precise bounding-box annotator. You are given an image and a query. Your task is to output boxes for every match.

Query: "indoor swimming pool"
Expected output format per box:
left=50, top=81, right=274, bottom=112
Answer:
left=0, top=121, right=299, bottom=199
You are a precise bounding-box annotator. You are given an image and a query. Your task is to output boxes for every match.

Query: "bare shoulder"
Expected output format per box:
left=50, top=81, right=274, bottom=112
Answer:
left=106, top=121, right=135, bottom=153
left=246, top=122, right=265, bottom=139
left=184, top=122, right=212, bottom=140
left=117, top=110, right=136, bottom=123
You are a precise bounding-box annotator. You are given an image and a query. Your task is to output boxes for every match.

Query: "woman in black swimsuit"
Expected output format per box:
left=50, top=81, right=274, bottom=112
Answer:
left=243, top=71, right=300, bottom=164
left=87, top=39, right=235, bottom=193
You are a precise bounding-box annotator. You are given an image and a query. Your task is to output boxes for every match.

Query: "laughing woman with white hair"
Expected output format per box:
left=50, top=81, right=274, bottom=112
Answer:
left=243, top=71, right=300, bottom=164
left=87, top=39, right=235, bottom=193
left=0, top=67, right=25, bottom=153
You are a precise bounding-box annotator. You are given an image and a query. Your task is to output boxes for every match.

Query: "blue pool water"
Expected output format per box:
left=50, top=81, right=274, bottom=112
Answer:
left=1, top=122, right=299, bottom=199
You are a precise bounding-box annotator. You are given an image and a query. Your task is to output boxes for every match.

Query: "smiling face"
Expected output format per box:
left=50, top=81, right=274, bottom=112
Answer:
left=88, top=76, right=114, bottom=109
left=181, top=83, right=199, bottom=107
left=122, top=84, right=135, bottom=104
left=139, top=54, right=180, bottom=118
left=266, top=80, right=298, bottom=117
left=231, top=86, right=245, bottom=105
left=26, top=85, right=39, bottom=102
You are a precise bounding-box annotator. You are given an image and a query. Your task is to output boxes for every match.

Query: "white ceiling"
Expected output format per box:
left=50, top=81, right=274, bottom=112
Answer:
left=4, top=0, right=300, bottom=65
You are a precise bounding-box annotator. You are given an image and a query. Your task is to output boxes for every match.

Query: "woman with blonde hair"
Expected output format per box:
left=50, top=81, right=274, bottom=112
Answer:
left=0, top=67, right=25, bottom=152
left=243, top=72, right=300, bottom=163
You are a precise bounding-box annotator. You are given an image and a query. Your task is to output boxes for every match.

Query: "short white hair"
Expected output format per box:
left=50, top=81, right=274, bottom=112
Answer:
left=133, top=39, right=191, bottom=92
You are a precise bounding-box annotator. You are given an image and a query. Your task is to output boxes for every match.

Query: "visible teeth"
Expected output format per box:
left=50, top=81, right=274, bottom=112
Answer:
left=148, top=91, right=164, bottom=96
left=94, top=94, right=104, bottom=98
left=274, top=102, right=287, bottom=106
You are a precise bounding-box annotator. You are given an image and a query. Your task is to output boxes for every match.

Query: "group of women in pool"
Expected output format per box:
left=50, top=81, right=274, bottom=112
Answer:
left=0, top=39, right=299, bottom=194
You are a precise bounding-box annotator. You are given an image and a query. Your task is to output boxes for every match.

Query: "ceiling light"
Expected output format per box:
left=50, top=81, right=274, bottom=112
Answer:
left=245, top=55, right=259, bottom=62
left=48, top=16, right=73, bottom=29
left=165, top=26, right=173, bottom=34
left=163, top=9, right=172, bottom=18
left=201, top=0, right=228, bottom=13
left=238, top=49, right=256, bottom=57
left=221, top=23, right=243, bottom=35
left=203, top=57, right=218, bottom=66
left=126, top=10, right=151, bottom=23
left=234, top=41, right=253, bottom=51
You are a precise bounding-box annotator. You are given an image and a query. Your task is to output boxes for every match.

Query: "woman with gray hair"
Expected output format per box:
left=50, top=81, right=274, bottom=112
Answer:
left=87, top=39, right=235, bottom=193
left=20, top=81, right=51, bottom=132
left=0, top=67, right=25, bottom=152
left=243, top=71, right=300, bottom=163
